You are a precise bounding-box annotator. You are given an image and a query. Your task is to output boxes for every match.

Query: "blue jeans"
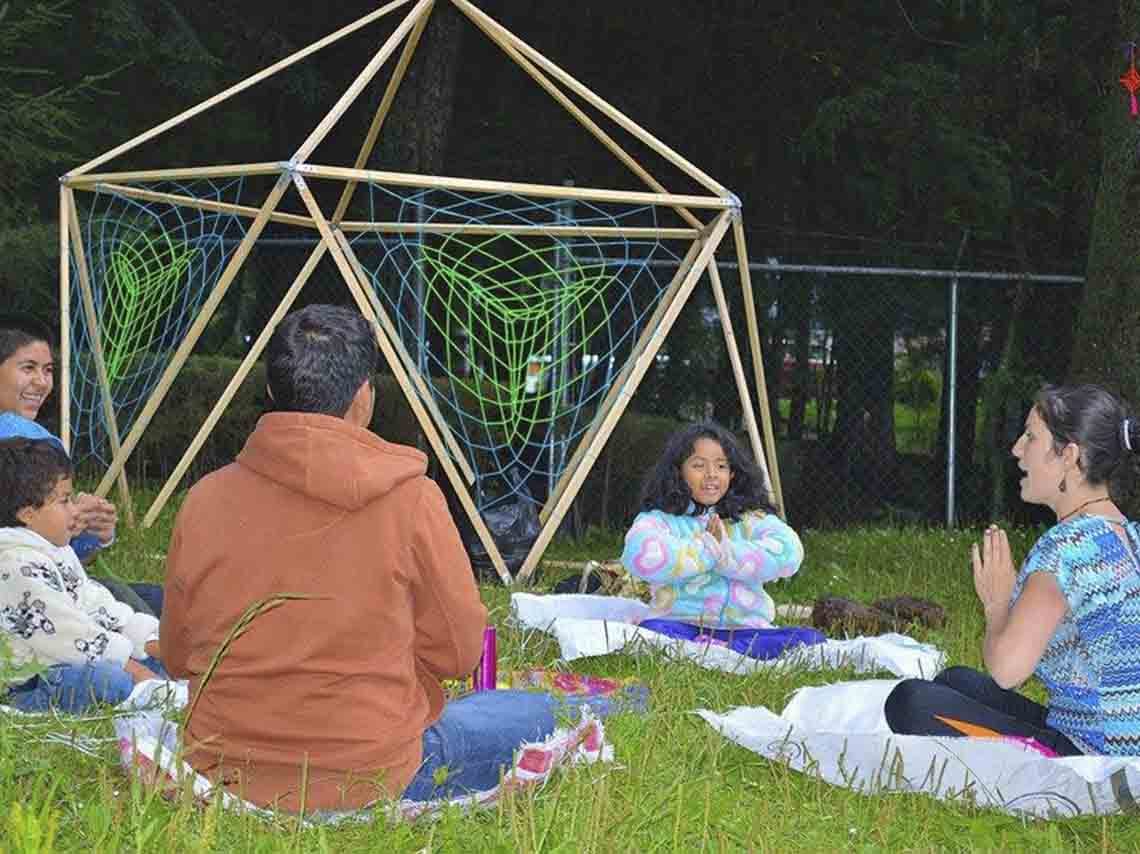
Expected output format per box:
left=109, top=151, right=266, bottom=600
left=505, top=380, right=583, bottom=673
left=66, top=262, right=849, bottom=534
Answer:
left=4, top=656, right=169, bottom=714
left=4, top=662, right=134, bottom=713
left=400, top=690, right=557, bottom=801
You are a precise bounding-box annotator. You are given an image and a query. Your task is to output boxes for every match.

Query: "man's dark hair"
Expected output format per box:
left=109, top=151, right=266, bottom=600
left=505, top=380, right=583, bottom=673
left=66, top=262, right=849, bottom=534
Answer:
left=637, top=421, right=777, bottom=521
left=0, top=438, right=72, bottom=527
left=0, top=314, right=55, bottom=366
left=265, top=304, right=379, bottom=417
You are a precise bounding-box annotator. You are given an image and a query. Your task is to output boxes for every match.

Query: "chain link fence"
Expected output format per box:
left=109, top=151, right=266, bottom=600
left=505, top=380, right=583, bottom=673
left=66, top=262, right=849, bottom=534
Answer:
left=202, top=236, right=1084, bottom=531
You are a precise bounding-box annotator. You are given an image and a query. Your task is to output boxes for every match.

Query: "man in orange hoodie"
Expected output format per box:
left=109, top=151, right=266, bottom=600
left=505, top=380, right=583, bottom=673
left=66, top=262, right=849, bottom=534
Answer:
left=161, top=304, right=555, bottom=813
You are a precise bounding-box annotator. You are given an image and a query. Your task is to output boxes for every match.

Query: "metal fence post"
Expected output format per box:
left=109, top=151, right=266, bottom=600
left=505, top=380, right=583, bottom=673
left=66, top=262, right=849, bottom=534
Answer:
left=946, top=229, right=969, bottom=528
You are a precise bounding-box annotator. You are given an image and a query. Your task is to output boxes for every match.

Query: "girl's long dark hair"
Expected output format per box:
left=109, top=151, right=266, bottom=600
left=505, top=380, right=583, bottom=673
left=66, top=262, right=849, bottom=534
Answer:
left=636, top=421, right=777, bottom=521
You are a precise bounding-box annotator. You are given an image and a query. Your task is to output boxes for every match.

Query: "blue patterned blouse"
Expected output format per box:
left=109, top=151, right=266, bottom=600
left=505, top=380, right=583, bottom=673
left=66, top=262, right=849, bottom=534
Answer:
left=1013, top=515, right=1140, bottom=755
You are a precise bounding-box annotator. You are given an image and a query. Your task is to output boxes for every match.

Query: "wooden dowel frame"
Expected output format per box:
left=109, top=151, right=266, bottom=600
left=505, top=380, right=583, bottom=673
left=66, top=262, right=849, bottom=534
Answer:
left=66, top=163, right=285, bottom=187
left=142, top=242, right=329, bottom=528
left=293, top=173, right=511, bottom=584
left=88, top=183, right=700, bottom=238
left=295, top=164, right=732, bottom=210
left=95, top=174, right=292, bottom=496
left=56, top=0, right=771, bottom=580
left=67, top=0, right=417, bottom=178
left=65, top=188, right=136, bottom=526
left=59, top=187, right=71, bottom=449
left=517, top=211, right=733, bottom=582
left=732, top=218, right=784, bottom=515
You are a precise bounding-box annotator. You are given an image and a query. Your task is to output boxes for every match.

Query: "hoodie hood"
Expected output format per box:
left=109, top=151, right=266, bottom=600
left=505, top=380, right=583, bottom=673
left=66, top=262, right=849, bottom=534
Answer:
left=237, top=412, right=427, bottom=511
left=0, top=526, right=60, bottom=555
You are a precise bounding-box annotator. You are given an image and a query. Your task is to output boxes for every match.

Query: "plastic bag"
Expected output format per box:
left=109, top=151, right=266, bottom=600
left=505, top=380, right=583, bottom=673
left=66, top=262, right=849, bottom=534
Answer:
left=465, top=469, right=540, bottom=580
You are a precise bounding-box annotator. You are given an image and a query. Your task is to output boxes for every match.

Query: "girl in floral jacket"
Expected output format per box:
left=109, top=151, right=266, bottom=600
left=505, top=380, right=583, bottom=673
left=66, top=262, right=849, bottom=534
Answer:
left=621, top=422, right=821, bottom=657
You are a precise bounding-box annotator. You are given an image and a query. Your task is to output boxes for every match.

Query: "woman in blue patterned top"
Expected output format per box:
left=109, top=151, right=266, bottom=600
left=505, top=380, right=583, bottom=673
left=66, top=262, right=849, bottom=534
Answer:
left=621, top=421, right=822, bottom=658
left=885, top=384, right=1140, bottom=756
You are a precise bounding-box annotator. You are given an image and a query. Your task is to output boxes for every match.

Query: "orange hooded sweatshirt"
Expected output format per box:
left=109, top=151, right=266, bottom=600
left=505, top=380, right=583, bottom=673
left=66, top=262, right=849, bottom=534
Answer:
left=160, top=413, right=487, bottom=812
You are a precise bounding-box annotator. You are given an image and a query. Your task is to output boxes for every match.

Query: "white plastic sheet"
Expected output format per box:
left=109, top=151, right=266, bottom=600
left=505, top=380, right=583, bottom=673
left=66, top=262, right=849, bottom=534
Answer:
left=698, top=680, right=1140, bottom=819
left=112, top=678, right=612, bottom=823
left=511, top=594, right=944, bottom=679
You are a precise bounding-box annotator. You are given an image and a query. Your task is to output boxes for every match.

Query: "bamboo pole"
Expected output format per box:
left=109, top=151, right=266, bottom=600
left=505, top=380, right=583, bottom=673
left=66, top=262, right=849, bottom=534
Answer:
left=339, top=222, right=700, bottom=238
left=732, top=218, right=784, bottom=515
left=58, top=187, right=71, bottom=450
left=67, top=0, right=417, bottom=178
left=89, top=185, right=700, bottom=238
left=707, top=257, right=773, bottom=500
left=93, top=183, right=314, bottom=229
left=539, top=235, right=705, bottom=524
left=65, top=163, right=285, bottom=188
left=332, top=229, right=477, bottom=486
left=332, top=2, right=433, bottom=224
left=449, top=0, right=730, bottom=199
left=291, top=0, right=434, bottom=165
left=65, top=189, right=136, bottom=527
left=142, top=243, right=328, bottom=528
left=456, top=2, right=704, bottom=231
left=295, top=164, right=732, bottom=210
left=517, top=211, right=732, bottom=582
left=292, top=173, right=512, bottom=584
left=95, top=174, right=292, bottom=496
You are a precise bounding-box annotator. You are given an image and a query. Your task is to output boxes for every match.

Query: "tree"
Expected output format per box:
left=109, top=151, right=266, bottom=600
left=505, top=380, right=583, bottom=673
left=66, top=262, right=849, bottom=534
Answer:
left=1070, top=1, right=1140, bottom=405
left=0, top=1, right=110, bottom=225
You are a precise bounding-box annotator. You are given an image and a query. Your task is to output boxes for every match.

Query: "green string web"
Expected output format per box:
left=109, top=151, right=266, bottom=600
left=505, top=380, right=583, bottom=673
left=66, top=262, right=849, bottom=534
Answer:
left=70, top=179, right=248, bottom=466
left=420, top=234, right=611, bottom=448
left=354, top=183, right=682, bottom=508
left=102, top=232, right=193, bottom=385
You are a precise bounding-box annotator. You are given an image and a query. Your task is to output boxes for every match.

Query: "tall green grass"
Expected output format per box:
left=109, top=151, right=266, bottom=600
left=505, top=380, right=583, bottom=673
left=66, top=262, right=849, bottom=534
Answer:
left=2, top=499, right=1137, bottom=852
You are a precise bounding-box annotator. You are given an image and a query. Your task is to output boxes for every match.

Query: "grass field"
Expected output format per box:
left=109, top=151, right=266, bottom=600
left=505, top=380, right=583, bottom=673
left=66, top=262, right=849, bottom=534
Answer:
left=3, top=502, right=1136, bottom=853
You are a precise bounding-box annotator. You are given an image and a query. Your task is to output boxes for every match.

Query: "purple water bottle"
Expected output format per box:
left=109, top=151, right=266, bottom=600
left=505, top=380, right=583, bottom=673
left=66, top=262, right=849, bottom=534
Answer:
left=473, top=626, right=498, bottom=691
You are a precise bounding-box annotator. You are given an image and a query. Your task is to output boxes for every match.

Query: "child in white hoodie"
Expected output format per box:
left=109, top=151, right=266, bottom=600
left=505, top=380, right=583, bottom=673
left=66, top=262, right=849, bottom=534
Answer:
left=0, top=438, right=161, bottom=712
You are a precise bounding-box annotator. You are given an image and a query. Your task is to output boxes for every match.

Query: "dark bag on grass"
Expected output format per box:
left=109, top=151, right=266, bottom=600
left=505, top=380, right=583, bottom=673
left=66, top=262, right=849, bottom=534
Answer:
left=465, top=468, right=540, bottom=581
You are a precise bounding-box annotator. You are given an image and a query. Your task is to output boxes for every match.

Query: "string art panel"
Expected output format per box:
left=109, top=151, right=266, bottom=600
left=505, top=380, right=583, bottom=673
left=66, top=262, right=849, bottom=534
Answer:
left=69, top=180, right=249, bottom=465
left=349, top=184, right=685, bottom=509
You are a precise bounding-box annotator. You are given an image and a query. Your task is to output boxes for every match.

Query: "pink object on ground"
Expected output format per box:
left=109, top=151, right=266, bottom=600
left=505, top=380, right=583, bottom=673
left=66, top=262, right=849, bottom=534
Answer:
left=473, top=626, right=498, bottom=691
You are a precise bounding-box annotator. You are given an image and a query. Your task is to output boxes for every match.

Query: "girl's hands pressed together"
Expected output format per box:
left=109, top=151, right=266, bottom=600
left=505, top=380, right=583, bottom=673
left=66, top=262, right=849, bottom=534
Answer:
left=706, top=513, right=727, bottom=543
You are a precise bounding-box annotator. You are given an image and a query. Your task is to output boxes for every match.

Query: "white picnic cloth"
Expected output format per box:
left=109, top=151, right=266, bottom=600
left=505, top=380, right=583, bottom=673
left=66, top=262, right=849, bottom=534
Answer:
left=698, top=679, right=1140, bottom=819
left=112, top=678, right=610, bottom=823
left=511, top=594, right=944, bottom=678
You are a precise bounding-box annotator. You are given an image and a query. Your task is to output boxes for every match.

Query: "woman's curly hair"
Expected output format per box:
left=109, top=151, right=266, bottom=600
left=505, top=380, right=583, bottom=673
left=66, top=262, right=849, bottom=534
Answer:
left=636, top=421, right=776, bottom=521
left=0, top=438, right=72, bottom=528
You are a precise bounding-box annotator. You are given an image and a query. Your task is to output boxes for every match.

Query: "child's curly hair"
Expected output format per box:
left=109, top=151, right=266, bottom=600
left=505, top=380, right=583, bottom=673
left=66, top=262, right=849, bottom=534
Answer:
left=636, top=421, right=776, bottom=521
left=0, top=438, right=72, bottom=528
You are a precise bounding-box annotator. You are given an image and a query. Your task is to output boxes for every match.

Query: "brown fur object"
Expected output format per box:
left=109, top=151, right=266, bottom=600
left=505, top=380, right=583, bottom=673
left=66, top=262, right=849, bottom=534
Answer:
left=871, top=596, right=946, bottom=629
left=811, top=595, right=945, bottom=635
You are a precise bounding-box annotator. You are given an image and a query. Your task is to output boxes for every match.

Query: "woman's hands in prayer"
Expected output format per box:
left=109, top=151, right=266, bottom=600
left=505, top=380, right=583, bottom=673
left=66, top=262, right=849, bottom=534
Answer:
left=972, top=524, right=1015, bottom=620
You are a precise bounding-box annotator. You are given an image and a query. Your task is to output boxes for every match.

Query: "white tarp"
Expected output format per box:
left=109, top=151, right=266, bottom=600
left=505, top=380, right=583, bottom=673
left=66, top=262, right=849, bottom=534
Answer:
left=698, top=679, right=1140, bottom=819
left=511, top=594, right=944, bottom=679
left=113, top=679, right=611, bottom=823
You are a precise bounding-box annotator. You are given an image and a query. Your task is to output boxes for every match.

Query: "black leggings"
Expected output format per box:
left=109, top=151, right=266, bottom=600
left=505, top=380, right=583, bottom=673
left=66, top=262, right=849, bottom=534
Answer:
left=884, top=666, right=1083, bottom=756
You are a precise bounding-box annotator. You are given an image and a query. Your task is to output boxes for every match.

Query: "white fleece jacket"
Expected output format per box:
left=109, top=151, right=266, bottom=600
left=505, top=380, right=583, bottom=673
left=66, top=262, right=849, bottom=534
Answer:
left=0, top=527, right=158, bottom=678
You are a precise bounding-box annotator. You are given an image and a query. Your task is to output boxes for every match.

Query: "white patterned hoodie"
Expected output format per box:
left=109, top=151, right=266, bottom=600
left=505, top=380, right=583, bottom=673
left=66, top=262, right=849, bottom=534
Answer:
left=0, top=527, right=158, bottom=680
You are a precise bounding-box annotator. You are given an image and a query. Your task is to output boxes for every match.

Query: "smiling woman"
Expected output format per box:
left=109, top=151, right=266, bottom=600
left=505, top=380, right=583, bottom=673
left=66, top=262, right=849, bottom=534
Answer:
left=0, top=315, right=55, bottom=421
